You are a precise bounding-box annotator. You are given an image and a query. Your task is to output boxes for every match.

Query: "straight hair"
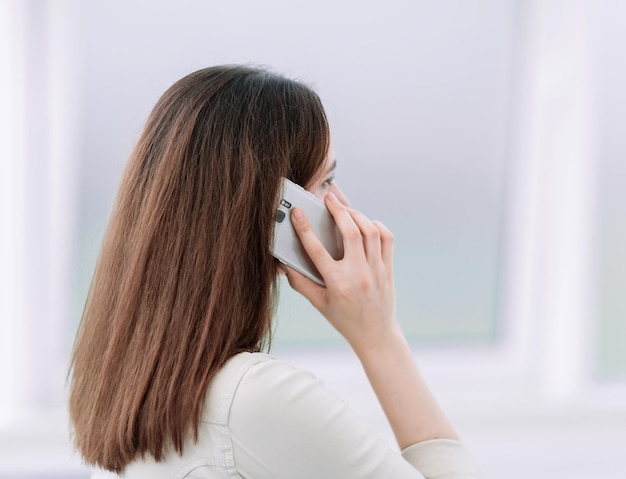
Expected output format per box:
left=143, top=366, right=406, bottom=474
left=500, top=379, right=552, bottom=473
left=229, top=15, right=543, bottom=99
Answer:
left=68, top=65, right=330, bottom=473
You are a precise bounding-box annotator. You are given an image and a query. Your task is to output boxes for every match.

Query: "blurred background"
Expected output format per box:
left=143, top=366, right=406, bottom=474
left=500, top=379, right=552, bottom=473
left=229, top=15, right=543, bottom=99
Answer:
left=1, top=0, right=625, bottom=477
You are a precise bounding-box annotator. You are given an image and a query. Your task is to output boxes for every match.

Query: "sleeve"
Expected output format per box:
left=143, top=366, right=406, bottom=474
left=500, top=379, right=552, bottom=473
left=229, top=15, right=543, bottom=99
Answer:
left=228, top=358, right=480, bottom=479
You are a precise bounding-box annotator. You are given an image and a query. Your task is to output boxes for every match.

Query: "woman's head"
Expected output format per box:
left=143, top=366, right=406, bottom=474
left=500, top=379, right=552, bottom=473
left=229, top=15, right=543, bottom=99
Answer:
left=69, top=65, right=330, bottom=472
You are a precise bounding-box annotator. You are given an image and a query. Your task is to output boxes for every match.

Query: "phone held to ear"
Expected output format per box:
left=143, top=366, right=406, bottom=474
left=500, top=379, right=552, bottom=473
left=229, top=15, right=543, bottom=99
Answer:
left=272, top=178, right=344, bottom=286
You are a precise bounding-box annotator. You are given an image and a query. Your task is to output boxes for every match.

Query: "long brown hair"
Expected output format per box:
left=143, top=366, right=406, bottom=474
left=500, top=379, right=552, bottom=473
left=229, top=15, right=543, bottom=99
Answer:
left=68, top=65, right=329, bottom=472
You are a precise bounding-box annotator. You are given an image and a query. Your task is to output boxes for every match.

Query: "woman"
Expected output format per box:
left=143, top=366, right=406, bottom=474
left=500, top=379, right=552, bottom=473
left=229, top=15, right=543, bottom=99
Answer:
left=69, top=65, right=480, bottom=478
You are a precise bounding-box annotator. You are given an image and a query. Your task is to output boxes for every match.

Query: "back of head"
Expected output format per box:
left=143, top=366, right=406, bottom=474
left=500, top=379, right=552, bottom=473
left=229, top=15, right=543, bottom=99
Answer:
left=68, top=65, right=329, bottom=473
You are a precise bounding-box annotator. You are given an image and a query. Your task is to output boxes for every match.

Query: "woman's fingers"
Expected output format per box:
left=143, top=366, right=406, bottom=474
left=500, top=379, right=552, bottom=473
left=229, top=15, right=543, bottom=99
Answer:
left=290, top=194, right=394, bottom=291
left=290, top=207, right=334, bottom=273
left=324, top=193, right=366, bottom=261
left=372, top=220, right=394, bottom=269
left=348, top=209, right=382, bottom=264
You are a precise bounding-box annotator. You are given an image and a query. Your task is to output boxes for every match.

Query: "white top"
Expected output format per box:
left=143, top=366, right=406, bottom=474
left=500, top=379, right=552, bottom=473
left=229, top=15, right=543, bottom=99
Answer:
left=93, top=352, right=480, bottom=479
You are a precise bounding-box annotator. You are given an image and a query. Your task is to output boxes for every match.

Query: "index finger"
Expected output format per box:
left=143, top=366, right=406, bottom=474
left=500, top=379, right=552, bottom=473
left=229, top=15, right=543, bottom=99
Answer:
left=290, top=207, right=335, bottom=274
left=324, top=193, right=366, bottom=261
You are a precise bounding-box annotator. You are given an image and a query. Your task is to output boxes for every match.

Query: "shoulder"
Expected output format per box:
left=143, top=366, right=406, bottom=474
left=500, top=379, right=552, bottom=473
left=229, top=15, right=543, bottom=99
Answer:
left=223, top=354, right=420, bottom=479
left=232, top=353, right=328, bottom=408
left=203, top=351, right=332, bottom=427
left=201, top=351, right=281, bottom=425
left=226, top=352, right=347, bottom=434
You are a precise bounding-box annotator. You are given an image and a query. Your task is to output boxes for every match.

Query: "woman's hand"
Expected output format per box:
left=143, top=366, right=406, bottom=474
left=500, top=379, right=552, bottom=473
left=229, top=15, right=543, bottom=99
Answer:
left=283, top=192, right=400, bottom=354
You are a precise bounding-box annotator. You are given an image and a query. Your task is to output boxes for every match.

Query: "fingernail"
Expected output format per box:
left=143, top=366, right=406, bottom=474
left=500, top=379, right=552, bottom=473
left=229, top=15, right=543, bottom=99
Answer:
left=292, top=208, right=303, bottom=222
left=326, top=192, right=338, bottom=203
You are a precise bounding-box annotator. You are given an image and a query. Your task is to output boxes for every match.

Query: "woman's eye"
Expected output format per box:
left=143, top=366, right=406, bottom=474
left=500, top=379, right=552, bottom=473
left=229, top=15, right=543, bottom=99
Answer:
left=322, top=175, right=335, bottom=187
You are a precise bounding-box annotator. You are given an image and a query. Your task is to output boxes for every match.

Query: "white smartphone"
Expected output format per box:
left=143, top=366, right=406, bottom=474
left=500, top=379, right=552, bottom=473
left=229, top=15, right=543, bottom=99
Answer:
left=272, top=178, right=344, bottom=286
